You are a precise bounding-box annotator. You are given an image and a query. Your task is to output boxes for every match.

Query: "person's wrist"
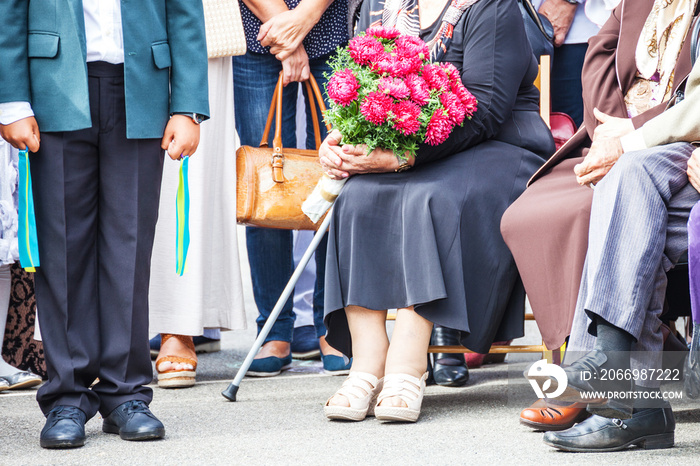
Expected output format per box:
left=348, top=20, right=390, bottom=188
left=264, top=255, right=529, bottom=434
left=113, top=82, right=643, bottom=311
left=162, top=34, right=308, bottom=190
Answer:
left=394, top=152, right=415, bottom=172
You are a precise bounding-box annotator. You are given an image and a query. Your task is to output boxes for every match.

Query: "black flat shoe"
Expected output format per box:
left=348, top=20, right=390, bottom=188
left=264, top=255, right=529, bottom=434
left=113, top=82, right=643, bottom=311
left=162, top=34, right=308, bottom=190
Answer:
left=430, top=326, right=469, bottom=387
left=543, top=405, right=675, bottom=452
left=40, top=406, right=87, bottom=449
left=686, top=323, right=700, bottom=399
left=102, top=400, right=165, bottom=441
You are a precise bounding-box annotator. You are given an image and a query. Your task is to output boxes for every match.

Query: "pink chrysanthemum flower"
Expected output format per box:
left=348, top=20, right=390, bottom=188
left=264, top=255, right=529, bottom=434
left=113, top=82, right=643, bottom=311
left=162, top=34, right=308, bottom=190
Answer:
left=366, top=26, right=401, bottom=40
left=440, top=92, right=466, bottom=125
left=426, top=108, right=454, bottom=145
left=422, top=64, right=450, bottom=91
left=348, top=35, right=385, bottom=65
left=395, top=35, right=430, bottom=62
left=451, top=82, right=477, bottom=117
left=327, top=69, right=360, bottom=107
left=391, top=100, right=422, bottom=135
left=441, top=62, right=462, bottom=83
left=404, top=74, right=430, bottom=105
left=360, top=91, right=393, bottom=125
left=378, top=77, right=411, bottom=100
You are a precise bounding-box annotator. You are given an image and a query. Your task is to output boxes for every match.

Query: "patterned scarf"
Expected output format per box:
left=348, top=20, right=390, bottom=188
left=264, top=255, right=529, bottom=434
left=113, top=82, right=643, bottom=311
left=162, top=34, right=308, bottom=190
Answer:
left=380, top=0, right=480, bottom=61
left=635, top=0, right=697, bottom=102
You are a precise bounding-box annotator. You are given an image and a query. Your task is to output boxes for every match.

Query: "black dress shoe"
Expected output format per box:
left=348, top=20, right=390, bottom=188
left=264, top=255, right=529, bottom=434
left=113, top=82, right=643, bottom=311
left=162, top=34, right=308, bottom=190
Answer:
left=102, top=400, right=165, bottom=441
left=430, top=326, right=469, bottom=387
left=40, top=406, right=87, bottom=449
left=685, top=323, right=700, bottom=399
left=558, top=350, right=633, bottom=419
left=543, top=405, right=675, bottom=452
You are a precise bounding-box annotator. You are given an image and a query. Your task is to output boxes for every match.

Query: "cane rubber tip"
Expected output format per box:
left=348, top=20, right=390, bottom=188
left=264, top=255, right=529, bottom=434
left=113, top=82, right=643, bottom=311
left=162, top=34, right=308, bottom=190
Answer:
left=222, top=384, right=239, bottom=401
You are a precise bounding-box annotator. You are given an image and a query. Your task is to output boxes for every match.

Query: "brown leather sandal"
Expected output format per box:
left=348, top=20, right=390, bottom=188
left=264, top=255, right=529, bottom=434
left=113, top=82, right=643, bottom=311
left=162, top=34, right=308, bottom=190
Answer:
left=155, top=334, right=197, bottom=388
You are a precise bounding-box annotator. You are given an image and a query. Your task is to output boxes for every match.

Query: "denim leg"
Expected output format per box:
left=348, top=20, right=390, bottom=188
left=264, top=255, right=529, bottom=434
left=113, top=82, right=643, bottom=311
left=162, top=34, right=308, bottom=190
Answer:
left=233, top=52, right=300, bottom=343
left=304, top=54, right=333, bottom=338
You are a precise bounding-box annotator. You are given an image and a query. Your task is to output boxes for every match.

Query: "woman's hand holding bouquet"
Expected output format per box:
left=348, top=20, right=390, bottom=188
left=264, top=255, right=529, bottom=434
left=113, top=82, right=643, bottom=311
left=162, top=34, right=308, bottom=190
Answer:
left=303, top=26, right=477, bottom=222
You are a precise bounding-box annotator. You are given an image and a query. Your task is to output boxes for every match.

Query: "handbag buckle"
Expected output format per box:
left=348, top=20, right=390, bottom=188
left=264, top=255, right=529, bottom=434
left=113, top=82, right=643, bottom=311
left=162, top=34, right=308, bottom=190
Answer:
left=271, top=153, right=285, bottom=183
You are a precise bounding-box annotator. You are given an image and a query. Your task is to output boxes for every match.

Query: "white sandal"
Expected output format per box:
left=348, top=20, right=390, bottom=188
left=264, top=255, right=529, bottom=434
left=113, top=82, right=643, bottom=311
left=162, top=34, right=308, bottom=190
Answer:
left=324, top=372, right=384, bottom=421
left=374, top=372, right=428, bottom=422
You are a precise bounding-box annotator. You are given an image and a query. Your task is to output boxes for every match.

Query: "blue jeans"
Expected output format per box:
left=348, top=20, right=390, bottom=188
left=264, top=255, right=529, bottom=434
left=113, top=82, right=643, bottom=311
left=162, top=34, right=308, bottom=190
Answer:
left=233, top=51, right=331, bottom=343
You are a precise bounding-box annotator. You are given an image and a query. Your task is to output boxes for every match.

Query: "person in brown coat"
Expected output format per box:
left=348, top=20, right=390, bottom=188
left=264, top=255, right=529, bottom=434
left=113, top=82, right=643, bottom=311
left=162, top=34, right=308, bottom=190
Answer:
left=500, top=0, right=698, bottom=431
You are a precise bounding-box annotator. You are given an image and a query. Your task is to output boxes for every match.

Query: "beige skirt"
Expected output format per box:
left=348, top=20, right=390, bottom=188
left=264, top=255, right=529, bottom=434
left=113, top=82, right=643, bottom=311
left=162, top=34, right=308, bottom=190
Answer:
left=148, top=58, right=246, bottom=335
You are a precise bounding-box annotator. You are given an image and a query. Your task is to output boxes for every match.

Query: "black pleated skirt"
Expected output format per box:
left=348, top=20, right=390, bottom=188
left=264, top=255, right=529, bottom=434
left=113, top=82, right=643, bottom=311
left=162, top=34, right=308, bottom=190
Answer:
left=323, top=139, right=544, bottom=354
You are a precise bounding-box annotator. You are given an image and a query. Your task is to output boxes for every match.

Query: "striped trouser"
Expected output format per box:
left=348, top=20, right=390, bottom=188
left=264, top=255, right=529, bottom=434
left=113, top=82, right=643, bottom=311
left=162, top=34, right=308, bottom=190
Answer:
left=566, top=142, right=699, bottom=381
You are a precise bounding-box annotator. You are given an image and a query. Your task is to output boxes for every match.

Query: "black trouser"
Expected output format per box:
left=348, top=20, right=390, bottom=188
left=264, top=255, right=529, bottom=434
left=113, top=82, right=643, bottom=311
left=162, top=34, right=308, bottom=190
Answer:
left=33, top=62, right=164, bottom=418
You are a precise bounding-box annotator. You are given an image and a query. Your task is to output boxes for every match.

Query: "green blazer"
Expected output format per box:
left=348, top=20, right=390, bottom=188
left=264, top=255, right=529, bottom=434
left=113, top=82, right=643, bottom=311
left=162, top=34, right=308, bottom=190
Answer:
left=0, top=0, right=210, bottom=139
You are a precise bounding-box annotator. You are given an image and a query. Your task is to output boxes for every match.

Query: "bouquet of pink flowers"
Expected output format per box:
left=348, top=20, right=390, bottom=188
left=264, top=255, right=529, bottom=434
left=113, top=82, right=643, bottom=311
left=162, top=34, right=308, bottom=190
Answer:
left=302, top=27, right=477, bottom=223
left=324, top=26, right=477, bottom=160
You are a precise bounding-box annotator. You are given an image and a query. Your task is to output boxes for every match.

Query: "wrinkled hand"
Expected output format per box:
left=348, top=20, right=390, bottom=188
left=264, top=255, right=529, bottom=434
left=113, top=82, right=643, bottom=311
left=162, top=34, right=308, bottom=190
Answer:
left=688, top=147, right=700, bottom=193
left=0, top=117, right=40, bottom=152
left=574, top=136, right=624, bottom=186
left=592, top=107, right=634, bottom=141
left=258, top=9, right=315, bottom=61
left=319, top=129, right=413, bottom=178
left=281, top=45, right=310, bottom=86
left=160, top=114, right=201, bottom=160
left=538, top=0, right=578, bottom=47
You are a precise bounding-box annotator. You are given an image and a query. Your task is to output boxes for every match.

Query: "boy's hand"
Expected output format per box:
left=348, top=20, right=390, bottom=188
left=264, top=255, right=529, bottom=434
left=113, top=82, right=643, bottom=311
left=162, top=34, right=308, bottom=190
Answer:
left=0, top=117, right=41, bottom=152
left=161, top=114, right=200, bottom=160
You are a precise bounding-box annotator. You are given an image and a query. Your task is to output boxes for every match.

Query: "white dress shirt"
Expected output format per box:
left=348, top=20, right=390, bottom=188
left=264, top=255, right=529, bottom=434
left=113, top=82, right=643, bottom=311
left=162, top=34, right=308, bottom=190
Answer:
left=0, top=0, right=124, bottom=125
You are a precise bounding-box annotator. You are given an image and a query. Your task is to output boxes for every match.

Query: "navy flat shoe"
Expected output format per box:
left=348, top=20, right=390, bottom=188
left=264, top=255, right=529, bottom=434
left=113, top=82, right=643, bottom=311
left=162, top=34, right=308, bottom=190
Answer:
left=247, top=354, right=293, bottom=377
left=291, top=325, right=321, bottom=360
left=322, top=354, right=352, bottom=375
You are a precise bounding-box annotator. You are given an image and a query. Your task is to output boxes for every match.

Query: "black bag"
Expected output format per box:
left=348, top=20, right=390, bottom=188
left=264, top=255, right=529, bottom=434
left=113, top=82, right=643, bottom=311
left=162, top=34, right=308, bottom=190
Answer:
left=517, top=0, right=555, bottom=61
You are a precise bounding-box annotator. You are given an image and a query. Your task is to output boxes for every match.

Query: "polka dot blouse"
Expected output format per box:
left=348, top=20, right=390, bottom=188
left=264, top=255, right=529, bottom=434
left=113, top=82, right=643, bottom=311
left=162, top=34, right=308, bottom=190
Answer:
left=239, top=0, right=349, bottom=59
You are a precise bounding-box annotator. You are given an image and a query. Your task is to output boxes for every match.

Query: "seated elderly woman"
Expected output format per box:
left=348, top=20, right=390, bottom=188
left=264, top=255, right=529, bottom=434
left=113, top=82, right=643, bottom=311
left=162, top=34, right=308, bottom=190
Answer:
left=501, top=0, right=698, bottom=431
left=318, top=0, right=554, bottom=423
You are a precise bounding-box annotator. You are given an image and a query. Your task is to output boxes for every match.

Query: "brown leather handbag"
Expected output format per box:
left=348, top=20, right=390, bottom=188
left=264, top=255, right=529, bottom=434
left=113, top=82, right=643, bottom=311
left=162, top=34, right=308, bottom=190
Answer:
left=236, top=73, right=331, bottom=230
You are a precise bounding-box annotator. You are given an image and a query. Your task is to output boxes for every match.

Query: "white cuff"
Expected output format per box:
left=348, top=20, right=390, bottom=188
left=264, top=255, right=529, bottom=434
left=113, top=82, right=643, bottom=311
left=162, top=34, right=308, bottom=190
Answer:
left=0, top=102, right=34, bottom=125
left=620, top=130, right=648, bottom=153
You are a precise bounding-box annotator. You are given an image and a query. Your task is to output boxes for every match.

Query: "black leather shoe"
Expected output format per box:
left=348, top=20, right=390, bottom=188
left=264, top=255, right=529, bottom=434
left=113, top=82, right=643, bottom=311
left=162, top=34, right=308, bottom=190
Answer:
left=430, top=326, right=469, bottom=387
left=102, top=400, right=165, bottom=441
left=558, top=350, right=633, bottom=419
left=543, top=405, right=675, bottom=452
left=40, top=406, right=87, bottom=449
left=685, top=323, right=700, bottom=399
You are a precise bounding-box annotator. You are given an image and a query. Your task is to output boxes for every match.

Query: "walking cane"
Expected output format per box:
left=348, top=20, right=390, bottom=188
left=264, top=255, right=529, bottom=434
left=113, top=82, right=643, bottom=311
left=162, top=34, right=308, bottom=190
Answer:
left=222, top=206, right=335, bottom=401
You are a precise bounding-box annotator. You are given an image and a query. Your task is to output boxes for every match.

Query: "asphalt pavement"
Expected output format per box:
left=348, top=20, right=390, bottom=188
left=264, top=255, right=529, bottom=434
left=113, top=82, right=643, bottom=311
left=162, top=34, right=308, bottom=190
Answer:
left=2, top=228, right=700, bottom=465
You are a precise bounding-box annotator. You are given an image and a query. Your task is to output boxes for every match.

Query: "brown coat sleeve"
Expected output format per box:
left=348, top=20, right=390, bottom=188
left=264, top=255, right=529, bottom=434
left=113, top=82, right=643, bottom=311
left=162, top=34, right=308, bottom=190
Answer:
left=580, top=5, right=627, bottom=140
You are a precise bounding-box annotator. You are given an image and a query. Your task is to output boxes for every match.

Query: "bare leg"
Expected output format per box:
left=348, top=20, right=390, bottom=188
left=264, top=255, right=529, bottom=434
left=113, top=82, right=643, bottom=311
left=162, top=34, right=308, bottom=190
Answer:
left=327, top=305, right=389, bottom=407
left=379, top=306, right=433, bottom=408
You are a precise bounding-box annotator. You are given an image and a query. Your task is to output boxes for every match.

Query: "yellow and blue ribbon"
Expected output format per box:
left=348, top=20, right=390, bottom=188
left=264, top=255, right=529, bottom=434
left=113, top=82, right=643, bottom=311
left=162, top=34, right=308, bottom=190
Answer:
left=175, top=156, right=190, bottom=276
left=17, top=149, right=40, bottom=272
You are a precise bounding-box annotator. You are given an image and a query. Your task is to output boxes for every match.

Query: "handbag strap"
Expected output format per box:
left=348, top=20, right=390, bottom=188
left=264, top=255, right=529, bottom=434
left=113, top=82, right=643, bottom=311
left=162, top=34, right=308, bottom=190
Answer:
left=259, top=73, right=331, bottom=183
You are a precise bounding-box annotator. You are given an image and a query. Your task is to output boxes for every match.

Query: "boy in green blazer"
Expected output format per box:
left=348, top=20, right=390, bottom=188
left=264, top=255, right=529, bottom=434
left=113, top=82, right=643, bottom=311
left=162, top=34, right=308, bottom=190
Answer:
left=0, top=0, right=209, bottom=449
